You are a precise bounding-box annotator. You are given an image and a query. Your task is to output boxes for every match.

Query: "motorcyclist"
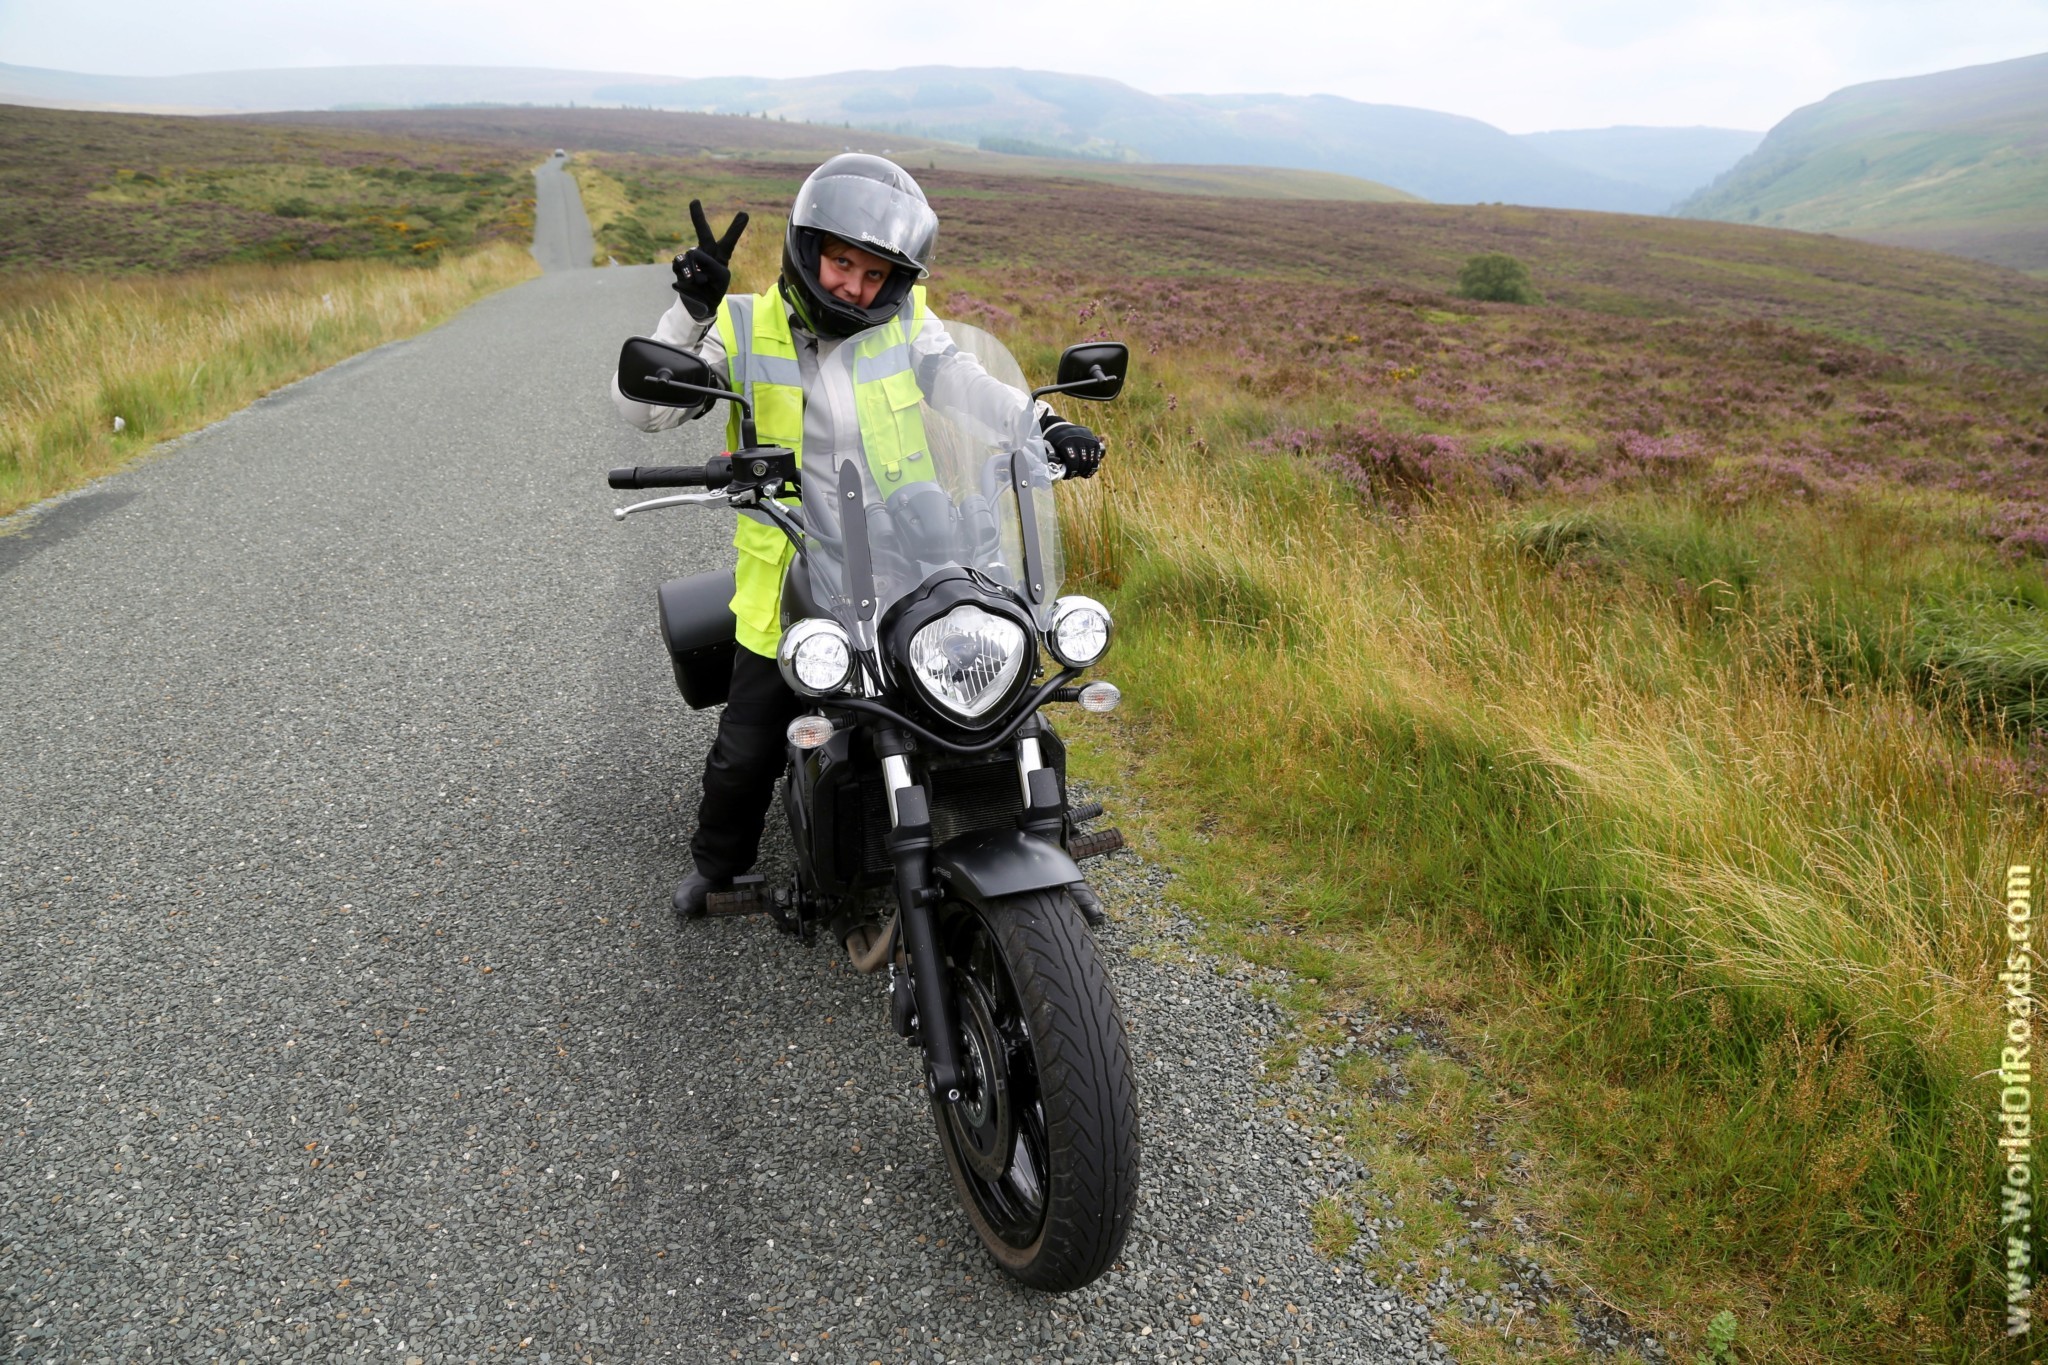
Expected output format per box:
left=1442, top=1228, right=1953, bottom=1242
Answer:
left=611, top=154, right=1108, bottom=919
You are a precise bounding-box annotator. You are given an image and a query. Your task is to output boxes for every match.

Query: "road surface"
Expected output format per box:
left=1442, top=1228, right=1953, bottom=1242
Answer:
left=532, top=153, right=596, bottom=274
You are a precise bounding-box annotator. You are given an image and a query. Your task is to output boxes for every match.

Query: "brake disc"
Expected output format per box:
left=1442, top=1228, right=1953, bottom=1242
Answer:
left=947, top=974, right=1013, bottom=1183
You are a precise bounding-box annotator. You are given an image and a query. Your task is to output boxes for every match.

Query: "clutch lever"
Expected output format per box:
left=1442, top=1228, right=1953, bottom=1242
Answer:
left=612, top=491, right=732, bottom=521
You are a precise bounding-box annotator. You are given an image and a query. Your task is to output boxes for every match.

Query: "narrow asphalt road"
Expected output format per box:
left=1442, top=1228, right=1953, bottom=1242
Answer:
left=532, top=153, right=596, bottom=274
left=0, top=262, right=1457, bottom=1359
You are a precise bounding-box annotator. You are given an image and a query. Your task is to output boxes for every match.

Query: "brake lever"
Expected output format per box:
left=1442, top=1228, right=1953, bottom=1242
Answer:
left=611, top=491, right=732, bottom=521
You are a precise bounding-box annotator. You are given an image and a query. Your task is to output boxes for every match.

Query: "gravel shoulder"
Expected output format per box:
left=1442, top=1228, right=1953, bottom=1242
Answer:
left=1, top=263, right=1461, bottom=1363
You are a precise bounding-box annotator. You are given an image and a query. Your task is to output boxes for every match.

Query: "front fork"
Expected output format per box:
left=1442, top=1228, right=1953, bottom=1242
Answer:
left=876, top=728, right=964, bottom=1101
left=878, top=721, right=1066, bottom=1103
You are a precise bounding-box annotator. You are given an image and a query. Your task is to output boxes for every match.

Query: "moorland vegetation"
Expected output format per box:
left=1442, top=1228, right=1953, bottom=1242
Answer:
left=0, top=104, right=541, bottom=515
left=667, top=153, right=2048, bottom=1362
left=0, top=104, right=538, bottom=272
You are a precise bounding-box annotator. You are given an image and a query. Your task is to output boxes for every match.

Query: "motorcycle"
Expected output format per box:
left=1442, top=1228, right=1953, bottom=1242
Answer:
left=606, top=318, right=1139, bottom=1291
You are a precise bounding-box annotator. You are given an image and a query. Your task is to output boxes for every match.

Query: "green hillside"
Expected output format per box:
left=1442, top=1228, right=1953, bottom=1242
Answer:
left=1679, top=51, right=2048, bottom=273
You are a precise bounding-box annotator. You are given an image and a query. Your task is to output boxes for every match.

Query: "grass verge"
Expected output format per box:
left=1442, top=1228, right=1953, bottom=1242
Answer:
left=1, top=245, right=539, bottom=518
left=568, top=153, right=793, bottom=278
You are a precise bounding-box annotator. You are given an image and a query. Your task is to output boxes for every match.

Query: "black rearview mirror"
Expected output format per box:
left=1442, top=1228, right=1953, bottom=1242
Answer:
left=1032, top=341, right=1129, bottom=403
left=616, top=336, right=735, bottom=409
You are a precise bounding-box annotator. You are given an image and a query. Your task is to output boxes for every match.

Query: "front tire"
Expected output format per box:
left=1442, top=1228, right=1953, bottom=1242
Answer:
left=931, top=888, right=1139, bottom=1291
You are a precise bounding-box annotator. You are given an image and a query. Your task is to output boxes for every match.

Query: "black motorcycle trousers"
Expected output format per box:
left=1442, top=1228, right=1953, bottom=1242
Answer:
left=689, top=645, right=805, bottom=882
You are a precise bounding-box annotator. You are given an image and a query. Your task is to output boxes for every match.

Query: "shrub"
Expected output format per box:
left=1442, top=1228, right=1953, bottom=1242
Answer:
left=597, top=215, right=681, bottom=266
left=1455, top=252, right=1542, bottom=305
left=1512, top=510, right=1619, bottom=565
left=1267, top=417, right=1485, bottom=509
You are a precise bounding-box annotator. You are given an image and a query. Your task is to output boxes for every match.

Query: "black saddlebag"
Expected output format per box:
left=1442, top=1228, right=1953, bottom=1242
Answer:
left=657, top=571, right=737, bottom=709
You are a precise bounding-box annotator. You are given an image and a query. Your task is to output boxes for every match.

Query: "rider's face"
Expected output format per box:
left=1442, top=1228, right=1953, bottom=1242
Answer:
left=817, top=238, right=894, bottom=309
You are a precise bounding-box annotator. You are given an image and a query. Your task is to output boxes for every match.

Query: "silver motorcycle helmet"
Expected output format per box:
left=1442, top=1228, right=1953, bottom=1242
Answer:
left=779, top=154, right=939, bottom=338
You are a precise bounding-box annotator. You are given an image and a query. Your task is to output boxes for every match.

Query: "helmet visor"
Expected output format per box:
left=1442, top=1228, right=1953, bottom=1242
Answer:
left=793, top=173, right=939, bottom=276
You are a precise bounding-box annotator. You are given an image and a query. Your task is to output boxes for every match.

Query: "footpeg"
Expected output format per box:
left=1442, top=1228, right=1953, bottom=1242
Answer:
left=704, top=873, right=770, bottom=917
left=1067, top=800, right=1105, bottom=824
left=1069, top=827, right=1125, bottom=861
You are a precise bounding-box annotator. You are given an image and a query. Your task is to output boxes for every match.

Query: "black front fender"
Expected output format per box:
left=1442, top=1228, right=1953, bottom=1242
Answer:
left=931, top=829, right=1084, bottom=910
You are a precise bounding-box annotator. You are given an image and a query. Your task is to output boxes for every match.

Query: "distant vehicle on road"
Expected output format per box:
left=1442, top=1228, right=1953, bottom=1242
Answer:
left=553, top=148, right=566, bottom=158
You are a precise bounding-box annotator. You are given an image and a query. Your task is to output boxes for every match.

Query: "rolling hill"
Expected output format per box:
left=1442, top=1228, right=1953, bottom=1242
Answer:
left=0, top=61, right=629, bottom=115
left=1678, top=50, right=2048, bottom=273
left=426, top=65, right=1702, bottom=212
left=0, top=61, right=1756, bottom=212
left=239, top=106, right=1419, bottom=203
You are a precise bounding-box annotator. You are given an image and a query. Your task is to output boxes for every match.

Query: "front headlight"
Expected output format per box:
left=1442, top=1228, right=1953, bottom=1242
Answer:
left=907, top=604, right=1028, bottom=719
left=778, top=617, right=853, bottom=697
left=1047, top=595, right=1113, bottom=668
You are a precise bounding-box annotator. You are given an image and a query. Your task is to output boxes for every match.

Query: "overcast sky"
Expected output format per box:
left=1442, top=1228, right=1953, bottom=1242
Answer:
left=3, top=0, right=2046, bottom=132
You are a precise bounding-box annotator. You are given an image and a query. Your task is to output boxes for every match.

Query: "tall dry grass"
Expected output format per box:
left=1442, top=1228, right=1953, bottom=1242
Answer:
left=0, top=243, right=538, bottom=517
left=726, top=213, right=788, bottom=298
left=567, top=161, right=638, bottom=266
left=570, top=150, right=787, bottom=285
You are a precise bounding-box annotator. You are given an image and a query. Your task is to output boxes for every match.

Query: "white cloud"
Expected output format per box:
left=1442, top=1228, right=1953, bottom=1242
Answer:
left=2, top=0, right=2046, bottom=130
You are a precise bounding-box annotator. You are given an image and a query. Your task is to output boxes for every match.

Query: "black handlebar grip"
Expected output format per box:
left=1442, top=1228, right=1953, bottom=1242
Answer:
left=641, top=466, right=712, bottom=488
left=607, top=465, right=711, bottom=489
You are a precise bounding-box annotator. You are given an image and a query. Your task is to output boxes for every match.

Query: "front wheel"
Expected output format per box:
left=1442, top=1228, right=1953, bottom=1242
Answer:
left=931, top=888, right=1139, bottom=1291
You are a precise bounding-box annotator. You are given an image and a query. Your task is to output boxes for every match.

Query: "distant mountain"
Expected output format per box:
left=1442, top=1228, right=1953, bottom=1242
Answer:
left=0, top=61, right=631, bottom=114
left=1677, top=51, right=2048, bottom=273
left=243, top=106, right=1419, bottom=203
left=577, top=68, right=1689, bottom=212
left=0, top=59, right=1750, bottom=213
left=1516, top=126, right=1763, bottom=203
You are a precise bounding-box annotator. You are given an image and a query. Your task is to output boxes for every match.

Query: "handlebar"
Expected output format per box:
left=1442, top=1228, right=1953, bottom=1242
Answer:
left=608, top=464, right=720, bottom=490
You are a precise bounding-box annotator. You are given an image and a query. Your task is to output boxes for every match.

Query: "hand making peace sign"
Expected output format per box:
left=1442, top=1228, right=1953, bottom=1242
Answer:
left=670, top=199, right=751, bottom=321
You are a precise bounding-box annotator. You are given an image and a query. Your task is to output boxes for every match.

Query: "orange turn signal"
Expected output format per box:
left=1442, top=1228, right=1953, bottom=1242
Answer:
left=1078, top=681, right=1122, bottom=714
left=787, top=714, right=836, bottom=749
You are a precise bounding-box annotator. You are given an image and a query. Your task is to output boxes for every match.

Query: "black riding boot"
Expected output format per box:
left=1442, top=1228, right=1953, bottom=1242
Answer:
left=688, top=646, right=805, bottom=882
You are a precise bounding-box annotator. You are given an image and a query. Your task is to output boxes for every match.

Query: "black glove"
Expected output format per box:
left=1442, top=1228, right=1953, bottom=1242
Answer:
left=1041, top=419, right=1105, bottom=479
left=671, top=199, right=750, bottom=321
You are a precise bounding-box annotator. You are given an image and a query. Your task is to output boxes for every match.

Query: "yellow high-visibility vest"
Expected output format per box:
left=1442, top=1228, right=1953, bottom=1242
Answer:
left=713, top=286, right=935, bottom=658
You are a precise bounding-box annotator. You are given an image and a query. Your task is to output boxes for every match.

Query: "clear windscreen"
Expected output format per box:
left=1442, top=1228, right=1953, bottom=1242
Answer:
left=798, top=317, right=1062, bottom=637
